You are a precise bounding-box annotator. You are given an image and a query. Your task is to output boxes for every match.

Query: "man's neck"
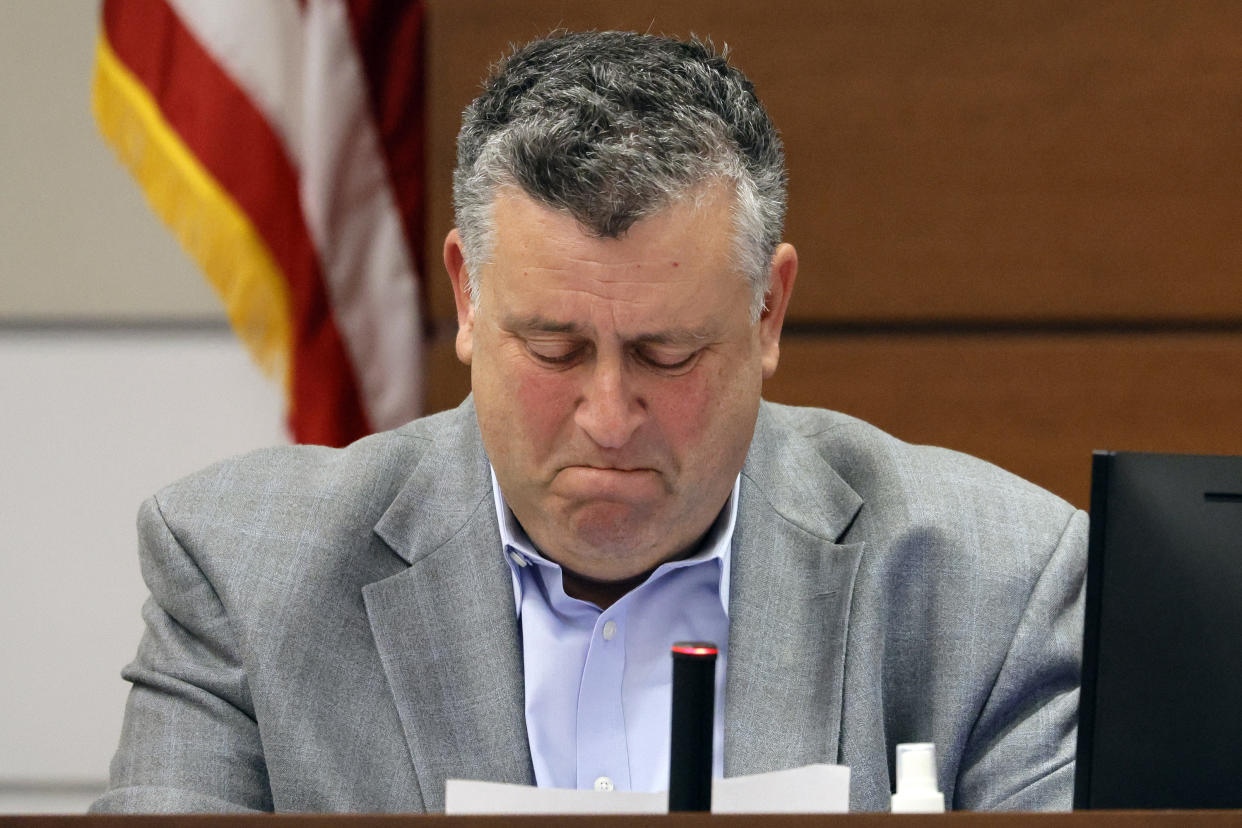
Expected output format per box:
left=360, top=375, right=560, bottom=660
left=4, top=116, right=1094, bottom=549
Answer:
left=559, top=565, right=657, bottom=610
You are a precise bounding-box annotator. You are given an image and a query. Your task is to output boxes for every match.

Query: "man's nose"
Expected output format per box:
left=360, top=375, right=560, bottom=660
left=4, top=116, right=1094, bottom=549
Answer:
left=574, top=359, right=645, bottom=449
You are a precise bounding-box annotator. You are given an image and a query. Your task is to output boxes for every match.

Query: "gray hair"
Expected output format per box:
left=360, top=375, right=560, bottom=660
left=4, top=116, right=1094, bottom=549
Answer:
left=452, top=30, right=787, bottom=319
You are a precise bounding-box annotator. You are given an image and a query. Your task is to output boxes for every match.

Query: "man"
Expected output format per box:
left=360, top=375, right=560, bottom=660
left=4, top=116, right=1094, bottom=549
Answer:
left=94, top=31, right=1085, bottom=813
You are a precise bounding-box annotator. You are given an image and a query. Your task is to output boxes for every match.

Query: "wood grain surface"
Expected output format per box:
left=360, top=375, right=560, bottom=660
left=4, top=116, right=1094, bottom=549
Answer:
left=8, top=809, right=1242, bottom=826
left=422, top=0, right=1242, bottom=325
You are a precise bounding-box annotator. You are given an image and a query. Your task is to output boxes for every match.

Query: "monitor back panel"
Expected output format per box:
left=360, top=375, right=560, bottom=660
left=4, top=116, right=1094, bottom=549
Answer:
left=1076, top=450, right=1242, bottom=808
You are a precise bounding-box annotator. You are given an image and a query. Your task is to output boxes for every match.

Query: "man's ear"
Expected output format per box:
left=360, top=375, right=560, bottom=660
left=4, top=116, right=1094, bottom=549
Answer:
left=443, top=229, right=476, bottom=365
left=759, top=242, right=798, bottom=379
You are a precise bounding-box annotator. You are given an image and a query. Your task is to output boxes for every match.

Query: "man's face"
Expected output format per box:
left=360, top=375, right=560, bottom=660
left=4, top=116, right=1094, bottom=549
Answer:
left=445, top=184, right=796, bottom=584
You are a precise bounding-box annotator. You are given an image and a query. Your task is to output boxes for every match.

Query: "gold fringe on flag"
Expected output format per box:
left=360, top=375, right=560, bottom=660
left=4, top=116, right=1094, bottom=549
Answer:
left=91, top=32, right=293, bottom=396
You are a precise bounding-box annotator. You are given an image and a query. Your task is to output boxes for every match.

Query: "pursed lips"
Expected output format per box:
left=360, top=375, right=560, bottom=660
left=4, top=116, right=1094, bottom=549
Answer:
left=555, top=464, right=667, bottom=487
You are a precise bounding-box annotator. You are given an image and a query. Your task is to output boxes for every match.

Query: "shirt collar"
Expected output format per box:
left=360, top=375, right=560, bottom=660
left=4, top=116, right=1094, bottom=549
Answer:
left=491, top=466, right=739, bottom=616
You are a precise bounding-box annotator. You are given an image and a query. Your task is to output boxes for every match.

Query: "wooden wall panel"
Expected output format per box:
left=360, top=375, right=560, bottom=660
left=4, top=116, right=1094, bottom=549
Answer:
left=424, top=335, right=471, bottom=415
left=767, top=332, right=1242, bottom=507
left=423, top=0, right=1242, bottom=325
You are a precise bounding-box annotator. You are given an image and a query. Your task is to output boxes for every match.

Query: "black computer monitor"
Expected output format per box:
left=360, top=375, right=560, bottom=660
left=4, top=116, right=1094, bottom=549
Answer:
left=1075, top=450, right=1242, bottom=809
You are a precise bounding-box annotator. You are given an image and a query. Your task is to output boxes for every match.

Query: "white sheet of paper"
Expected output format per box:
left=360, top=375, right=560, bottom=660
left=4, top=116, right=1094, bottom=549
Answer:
left=711, top=764, right=850, bottom=813
left=445, top=764, right=850, bottom=815
left=445, top=780, right=666, bottom=814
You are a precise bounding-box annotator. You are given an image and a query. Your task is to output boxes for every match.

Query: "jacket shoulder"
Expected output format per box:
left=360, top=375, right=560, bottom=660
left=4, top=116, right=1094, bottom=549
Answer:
left=155, top=408, right=452, bottom=523
left=763, top=401, right=1073, bottom=508
left=141, top=404, right=475, bottom=596
left=758, top=401, right=1079, bottom=561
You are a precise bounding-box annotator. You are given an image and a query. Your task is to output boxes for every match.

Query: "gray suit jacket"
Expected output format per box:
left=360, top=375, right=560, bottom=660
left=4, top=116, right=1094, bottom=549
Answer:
left=93, top=398, right=1086, bottom=813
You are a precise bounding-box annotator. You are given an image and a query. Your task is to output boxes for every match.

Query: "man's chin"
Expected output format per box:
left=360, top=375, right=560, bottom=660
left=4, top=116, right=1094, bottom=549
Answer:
left=530, top=501, right=699, bottom=584
left=566, top=500, right=652, bottom=547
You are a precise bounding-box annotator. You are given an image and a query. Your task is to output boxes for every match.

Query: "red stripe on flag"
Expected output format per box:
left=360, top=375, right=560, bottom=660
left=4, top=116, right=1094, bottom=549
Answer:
left=102, top=0, right=370, bottom=446
left=344, top=0, right=428, bottom=305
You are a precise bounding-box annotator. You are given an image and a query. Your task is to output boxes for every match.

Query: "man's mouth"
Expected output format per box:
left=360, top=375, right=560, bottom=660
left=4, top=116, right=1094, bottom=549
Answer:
left=553, top=465, right=664, bottom=498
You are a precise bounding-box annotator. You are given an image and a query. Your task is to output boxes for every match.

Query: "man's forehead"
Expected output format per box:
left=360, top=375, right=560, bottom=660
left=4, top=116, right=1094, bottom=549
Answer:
left=474, top=184, right=754, bottom=328
left=489, top=183, right=735, bottom=245
left=484, top=188, right=739, bottom=272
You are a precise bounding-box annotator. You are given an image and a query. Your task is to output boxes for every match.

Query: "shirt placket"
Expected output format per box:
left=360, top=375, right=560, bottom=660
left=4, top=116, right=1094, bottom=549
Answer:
left=575, top=604, right=630, bottom=791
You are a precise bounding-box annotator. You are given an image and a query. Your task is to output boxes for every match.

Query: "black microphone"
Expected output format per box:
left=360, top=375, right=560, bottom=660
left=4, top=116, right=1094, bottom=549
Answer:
left=668, top=641, right=717, bottom=812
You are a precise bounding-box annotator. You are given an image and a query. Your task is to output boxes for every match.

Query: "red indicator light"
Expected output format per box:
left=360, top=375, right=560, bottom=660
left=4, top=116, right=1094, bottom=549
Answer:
left=671, top=644, right=718, bottom=656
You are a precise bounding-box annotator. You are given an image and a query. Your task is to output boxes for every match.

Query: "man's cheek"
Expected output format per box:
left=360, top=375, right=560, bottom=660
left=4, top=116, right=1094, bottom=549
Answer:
left=654, top=372, right=713, bottom=444
left=514, top=369, right=578, bottom=435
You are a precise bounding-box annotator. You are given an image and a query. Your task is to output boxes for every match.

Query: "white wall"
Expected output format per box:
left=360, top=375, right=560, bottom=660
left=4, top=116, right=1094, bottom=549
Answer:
left=0, top=0, right=217, bottom=318
left=0, top=330, right=287, bottom=813
left=0, top=1, right=288, bottom=814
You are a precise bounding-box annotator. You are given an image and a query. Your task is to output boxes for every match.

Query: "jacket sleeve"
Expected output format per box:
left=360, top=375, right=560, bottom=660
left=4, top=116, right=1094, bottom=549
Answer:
left=953, top=507, right=1088, bottom=810
left=91, top=496, right=272, bottom=813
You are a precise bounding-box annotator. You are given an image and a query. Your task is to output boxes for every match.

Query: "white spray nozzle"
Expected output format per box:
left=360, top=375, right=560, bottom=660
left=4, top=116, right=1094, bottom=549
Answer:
left=891, top=742, right=946, bottom=813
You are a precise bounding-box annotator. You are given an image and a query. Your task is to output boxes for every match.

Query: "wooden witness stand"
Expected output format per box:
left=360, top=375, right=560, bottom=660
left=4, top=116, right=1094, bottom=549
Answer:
left=5, top=814, right=1242, bottom=827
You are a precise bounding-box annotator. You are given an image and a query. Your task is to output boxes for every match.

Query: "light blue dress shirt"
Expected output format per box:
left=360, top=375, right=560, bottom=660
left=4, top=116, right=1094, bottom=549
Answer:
left=492, top=469, right=736, bottom=793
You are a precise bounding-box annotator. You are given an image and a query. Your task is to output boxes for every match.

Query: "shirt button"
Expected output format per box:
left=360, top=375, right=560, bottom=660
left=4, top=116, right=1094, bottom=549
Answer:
left=594, top=776, right=614, bottom=791
left=602, top=620, right=617, bottom=641
left=508, top=550, right=527, bottom=567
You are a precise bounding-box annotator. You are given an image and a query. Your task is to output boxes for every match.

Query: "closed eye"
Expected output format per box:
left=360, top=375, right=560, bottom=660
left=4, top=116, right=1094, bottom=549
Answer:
left=526, top=340, right=586, bottom=366
left=635, top=346, right=699, bottom=372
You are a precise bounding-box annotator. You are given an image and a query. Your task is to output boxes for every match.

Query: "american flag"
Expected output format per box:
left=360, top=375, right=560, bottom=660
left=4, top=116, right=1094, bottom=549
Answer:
left=93, top=0, right=426, bottom=446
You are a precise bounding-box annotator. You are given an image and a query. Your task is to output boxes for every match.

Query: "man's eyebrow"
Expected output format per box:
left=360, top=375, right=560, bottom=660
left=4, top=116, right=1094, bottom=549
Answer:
left=500, top=314, right=584, bottom=334
left=632, top=327, right=713, bottom=346
left=501, top=315, right=714, bottom=344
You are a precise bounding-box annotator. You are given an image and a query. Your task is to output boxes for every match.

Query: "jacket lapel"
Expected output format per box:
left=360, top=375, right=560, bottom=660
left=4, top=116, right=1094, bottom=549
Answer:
left=725, top=403, right=865, bottom=776
left=363, top=401, right=533, bottom=812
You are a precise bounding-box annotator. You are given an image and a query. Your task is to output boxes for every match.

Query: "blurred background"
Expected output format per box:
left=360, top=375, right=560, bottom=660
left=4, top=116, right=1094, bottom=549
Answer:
left=2, top=0, right=1240, bottom=813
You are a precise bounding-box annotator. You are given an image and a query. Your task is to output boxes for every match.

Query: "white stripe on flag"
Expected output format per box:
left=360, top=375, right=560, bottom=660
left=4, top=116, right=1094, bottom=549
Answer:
left=169, top=0, right=306, bottom=163
left=300, top=0, right=423, bottom=430
left=168, top=0, right=424, bottom=431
